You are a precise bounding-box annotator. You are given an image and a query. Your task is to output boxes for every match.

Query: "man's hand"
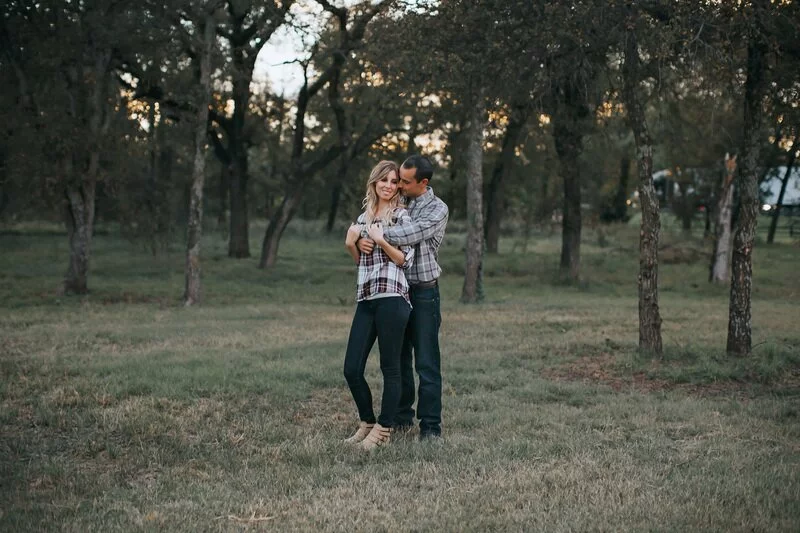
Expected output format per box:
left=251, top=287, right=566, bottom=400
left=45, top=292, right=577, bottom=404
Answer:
left=356, top=237, right=375, bottom=254
left=345, top=224, right=362, bottom=246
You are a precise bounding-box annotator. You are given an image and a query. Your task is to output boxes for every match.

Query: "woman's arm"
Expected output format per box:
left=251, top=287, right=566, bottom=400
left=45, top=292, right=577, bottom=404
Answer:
left=345, top=224, right=362, bottom=264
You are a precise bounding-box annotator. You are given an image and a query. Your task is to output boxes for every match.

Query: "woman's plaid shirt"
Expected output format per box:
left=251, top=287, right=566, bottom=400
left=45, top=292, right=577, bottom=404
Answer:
left=355, top=209, right=415, bottom=304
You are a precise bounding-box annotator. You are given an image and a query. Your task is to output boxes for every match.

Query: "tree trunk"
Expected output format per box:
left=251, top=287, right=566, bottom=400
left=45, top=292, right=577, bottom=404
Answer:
left=61, top=46, right=112, bottom=295
left=227, top=60, right=252, bottom=258
left=710, top=156, right=736, bottom=283
left=461, top=96, right=486, bottom=303
left=614, top=156, right=630, bottom=222
left=218, top=164, right=230, bottom=238
left=63, top=178, right=96, bottom=294
left=727, top=20, right=768, bottom=356
left=326, top=154, right=350, bottom=233
left=553, top=121, right=582, bottom=282
left=326, top=182, right=343, bottom=233
left=622, top=19, right=662, bottom=355
left=228, top=159, right=250, bottom=257
left=485, top=106, right=527, bottom=254
left=183, top=10, right=215, bottom=306
left=767, top=140, right=797, bottom=244
left=259, top=186, right=305, bottom=269
left=0, top=145, right=9, bottom=218
left=679, top=182, right=693, bottom=232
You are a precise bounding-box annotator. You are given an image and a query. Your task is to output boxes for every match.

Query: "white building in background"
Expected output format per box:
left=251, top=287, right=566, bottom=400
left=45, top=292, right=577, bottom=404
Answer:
left=760, top=166, right=800, bottom=212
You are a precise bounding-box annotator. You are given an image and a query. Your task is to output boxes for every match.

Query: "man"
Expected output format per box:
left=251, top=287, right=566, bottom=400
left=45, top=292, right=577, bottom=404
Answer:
left=357, top=155, right=449, bottom=439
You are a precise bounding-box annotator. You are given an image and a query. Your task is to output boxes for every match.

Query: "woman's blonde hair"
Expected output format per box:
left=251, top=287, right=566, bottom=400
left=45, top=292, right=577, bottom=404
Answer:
left=362, top=160, right=401, bottom=225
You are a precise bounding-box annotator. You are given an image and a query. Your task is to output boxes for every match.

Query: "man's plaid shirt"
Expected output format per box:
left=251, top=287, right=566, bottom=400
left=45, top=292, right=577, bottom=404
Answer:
left=383, top=187, right=449, bottom=284
left=355, top=209, right=415, bottom=304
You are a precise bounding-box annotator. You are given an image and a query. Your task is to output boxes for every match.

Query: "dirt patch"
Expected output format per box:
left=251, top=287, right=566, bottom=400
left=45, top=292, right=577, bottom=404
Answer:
left=659, top=244, right=709, bottom=265
left=98, top=292, right=172, bottom=306
left=540, top=354, right=797, bottom=397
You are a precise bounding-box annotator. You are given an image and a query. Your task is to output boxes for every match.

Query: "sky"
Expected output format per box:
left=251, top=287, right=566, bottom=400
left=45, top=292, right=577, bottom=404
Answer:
left=251, top=0, right=435, bottom=96
left=251, top=0, right=341, bottom=97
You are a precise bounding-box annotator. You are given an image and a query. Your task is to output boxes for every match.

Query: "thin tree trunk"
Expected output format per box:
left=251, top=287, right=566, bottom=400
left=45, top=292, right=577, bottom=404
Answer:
left=259, top=185, right=305, bottom=268
left=147, top=103, right=161, bottom=256
left=228, top=158, right=250, bottom=257
left=553, top=121, right=582, bottom=282
left=461, top=95, right=485, bottom=303
left=227, top=64, right=251, bottom=258
left=485, top=106, right=527, bottom=254
left=63, top=178, right=96, bottom=294
left=727, top=17, right=768, bottom=356
left=218, top=164, right=230, bottom=238
left=622, top=19, right=662, bottom=355
left=183, top=10, right=215, bottom=306
left=614, top=156, right=630, bottom=222
left=326, top=182, right=343, bottom=233
left=679, top=182, right=693, bottom=232
left=710, top=155, right=736, bottom=283
left=0, top=145, right=9, bottom=218
left=767, top=139, right=797, bottom=244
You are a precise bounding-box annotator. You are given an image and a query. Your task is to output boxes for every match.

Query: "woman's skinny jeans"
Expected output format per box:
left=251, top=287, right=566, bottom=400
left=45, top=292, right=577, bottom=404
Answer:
left=343, top=296, right=411, bottom=428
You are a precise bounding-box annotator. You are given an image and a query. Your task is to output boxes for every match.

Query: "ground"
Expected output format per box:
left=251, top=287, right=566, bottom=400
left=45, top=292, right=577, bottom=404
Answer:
left=1, top=218, right=798, bottom=531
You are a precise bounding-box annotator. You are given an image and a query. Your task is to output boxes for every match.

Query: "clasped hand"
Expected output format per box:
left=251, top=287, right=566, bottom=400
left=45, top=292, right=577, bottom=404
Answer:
left=367, top=222, right=384, bottom=242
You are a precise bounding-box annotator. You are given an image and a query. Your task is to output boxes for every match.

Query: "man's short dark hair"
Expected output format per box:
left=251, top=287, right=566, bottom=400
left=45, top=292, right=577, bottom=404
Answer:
left=401, top=154, right=434, bottom=182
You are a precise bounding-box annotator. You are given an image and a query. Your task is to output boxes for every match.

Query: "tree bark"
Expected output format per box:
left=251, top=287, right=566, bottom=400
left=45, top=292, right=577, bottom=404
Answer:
left=461, top=95, right=486, bottom=303
left=710, top=155, right=736, bottom=283
left=259, top=185, right=305, bottom=268
left=326, top=150, right=351, bottom=233
left=61, top=46, right=113, bottom=294
left=766, top=138, right=797, bottom=244
left=614, top=156, right=630, bottom=222
left=622, top=19, right=663, bottom=355
left=183, top=10, right=215, bottom=306
left=218, top=164, right=230, bottom=238
left=63, top=178, right=96, bottom=294
left=727, top=16, right=768, bottom=356
left=678, top=182, right=693, bottom=232
left=553, top=120, right=582, bottom=282
left=226, top=50, right=252, bottom=258
left=326, top=181, right=343, bottom=233
left=0, top=145, right=9, bottom=218
left=485, top=105, right=527, bottom=254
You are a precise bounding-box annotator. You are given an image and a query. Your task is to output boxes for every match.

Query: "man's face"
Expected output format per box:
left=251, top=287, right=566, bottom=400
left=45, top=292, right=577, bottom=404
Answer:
left=399, top=166, right=428, bottom=198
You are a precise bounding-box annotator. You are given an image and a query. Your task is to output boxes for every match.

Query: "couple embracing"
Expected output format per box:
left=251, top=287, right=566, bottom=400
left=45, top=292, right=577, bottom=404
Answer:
left=342, top=155, right=449, bottom=451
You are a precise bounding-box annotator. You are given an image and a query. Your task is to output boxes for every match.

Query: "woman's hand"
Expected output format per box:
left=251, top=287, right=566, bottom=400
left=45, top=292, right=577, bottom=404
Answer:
left=367, top=223, right=384, bottom=244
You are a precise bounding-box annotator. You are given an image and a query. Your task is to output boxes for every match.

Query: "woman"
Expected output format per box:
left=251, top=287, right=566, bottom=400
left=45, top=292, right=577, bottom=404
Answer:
left=343, top=160, right=414, bottom=451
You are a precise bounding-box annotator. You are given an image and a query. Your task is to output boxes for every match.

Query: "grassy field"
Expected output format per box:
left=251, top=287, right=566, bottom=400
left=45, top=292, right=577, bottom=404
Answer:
left=1, top=217, right=798, bottom=531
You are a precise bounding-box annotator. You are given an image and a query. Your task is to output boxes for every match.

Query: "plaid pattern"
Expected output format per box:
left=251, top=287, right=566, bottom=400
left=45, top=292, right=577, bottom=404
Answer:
left=355, top=209, right=415, bottom=304
left=382, top=187, right=449, bottom=284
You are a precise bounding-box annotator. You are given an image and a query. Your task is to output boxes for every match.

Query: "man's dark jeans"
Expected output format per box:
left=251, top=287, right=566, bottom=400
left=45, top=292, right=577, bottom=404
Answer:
left=343, top=297, right=411, bottom=428
left=395, top=284, right=442, bottom=436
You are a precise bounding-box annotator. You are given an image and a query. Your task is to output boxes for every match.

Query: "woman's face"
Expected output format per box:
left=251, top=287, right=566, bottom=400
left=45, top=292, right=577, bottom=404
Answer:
left=374, top=171, right=399, bottom=202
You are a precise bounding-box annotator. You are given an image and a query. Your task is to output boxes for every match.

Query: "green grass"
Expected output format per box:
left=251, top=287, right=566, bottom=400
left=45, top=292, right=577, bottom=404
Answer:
left=0, top=219, right=798, bottom=531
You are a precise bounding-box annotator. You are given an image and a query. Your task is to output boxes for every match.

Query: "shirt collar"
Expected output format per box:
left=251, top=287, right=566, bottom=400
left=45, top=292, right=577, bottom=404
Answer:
left=408, top=187, right=434, bottom=209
